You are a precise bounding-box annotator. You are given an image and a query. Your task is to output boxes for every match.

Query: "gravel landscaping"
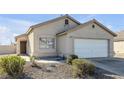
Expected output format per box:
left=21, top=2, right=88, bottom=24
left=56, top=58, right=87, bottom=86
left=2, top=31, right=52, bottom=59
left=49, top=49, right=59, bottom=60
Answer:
left=23, top=62, right=73, bottom=79
left=0, top=62, right=124, bottom=79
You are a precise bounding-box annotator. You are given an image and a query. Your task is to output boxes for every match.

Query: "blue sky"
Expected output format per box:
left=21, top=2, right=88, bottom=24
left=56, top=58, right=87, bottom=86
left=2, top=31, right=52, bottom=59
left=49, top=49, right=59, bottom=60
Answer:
left=0, top=14, right=124, bottom=45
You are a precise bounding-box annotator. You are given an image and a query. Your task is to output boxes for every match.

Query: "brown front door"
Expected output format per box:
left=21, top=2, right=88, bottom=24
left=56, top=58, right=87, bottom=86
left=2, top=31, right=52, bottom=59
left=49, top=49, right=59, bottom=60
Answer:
left=20, top=41, right=27, bottom=54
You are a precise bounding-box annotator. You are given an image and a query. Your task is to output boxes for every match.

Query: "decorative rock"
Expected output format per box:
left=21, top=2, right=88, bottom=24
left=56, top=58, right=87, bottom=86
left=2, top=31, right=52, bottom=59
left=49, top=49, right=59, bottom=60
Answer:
left=49, top=64, right=57, bottom=67
left=46, top=67, right=53, bottom=72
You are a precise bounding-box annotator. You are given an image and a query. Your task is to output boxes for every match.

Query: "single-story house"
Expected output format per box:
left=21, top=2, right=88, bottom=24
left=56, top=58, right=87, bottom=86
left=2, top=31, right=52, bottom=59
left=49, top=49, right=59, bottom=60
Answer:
left=15, top=15, right=116, bottom=58
left=114, top=31, right=124, bottom=56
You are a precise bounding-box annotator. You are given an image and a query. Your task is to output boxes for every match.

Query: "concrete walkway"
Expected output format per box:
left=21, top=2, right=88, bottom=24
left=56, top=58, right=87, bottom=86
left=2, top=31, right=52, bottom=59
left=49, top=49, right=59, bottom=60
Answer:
left=21, top=55, right=65, bottom=63
left=89, top=58, right=124, bottom=76
left=0, top=54, right=65, bottom=63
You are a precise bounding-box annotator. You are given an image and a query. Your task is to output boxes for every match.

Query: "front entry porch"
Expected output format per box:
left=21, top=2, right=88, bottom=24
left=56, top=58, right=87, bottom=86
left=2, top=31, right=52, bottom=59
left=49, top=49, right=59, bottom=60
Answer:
left=15, top=34, right=28, bottom=55
left=20, top=41, right=27, bottom=54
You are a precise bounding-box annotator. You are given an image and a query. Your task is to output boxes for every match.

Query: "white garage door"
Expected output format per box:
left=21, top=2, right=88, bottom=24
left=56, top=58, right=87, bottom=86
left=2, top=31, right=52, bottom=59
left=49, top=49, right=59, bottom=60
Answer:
left=74, top=39, right=108, bottom=58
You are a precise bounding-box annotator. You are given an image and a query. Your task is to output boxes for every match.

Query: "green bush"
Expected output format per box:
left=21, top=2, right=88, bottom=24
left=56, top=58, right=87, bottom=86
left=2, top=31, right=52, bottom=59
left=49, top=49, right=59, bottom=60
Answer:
left=72, top=59, right=95, bottom=78
left=66, top=54, right=78, bottom=65
left=0, top=56, right=26, bottom=78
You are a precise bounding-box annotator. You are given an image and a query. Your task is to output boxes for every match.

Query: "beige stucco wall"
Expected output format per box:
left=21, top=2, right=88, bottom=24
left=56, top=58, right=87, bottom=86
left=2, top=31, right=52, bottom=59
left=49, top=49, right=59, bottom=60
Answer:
left=114, top=41, right=124, bottom=56
left=32, top=18, right=78, bottom=57
left=0, top=45, right=16, bottom=55
left=27, top=32, right=34, bottom=56
left=56, top=35, right=67, bottom=56
left=58, top=23, right=114, bottom=57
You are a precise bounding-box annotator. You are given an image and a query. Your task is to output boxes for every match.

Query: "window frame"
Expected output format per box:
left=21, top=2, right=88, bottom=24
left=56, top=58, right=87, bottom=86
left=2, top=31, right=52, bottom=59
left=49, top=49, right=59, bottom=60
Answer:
left=39, top=37, right=56, bottom=49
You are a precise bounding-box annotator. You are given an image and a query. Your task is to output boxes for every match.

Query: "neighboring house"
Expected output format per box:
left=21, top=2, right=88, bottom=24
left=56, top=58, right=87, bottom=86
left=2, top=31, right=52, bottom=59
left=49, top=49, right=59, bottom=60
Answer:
left=114, top=31, right=124, bottom=56
left=15, top=15, right=116, bottom=58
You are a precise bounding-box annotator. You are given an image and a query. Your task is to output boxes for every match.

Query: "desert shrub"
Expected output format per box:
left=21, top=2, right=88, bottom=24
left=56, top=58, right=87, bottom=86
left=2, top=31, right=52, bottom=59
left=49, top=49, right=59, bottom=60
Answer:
left=66, top=54, right=78, bottom=65
left=0, top=56, right=26, bottom=78
left=72, top=59, right=95, bottom=78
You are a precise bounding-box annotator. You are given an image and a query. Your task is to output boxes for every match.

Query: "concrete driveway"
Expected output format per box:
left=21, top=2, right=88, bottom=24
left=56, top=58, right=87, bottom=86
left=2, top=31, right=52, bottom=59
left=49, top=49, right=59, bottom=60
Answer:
left=89, top=58, right=124, bottom=76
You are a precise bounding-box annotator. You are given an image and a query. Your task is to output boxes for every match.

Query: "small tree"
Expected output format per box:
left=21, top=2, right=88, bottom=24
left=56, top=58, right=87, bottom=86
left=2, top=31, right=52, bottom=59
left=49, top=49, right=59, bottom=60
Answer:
left=30, top=56, right=35, bottom=65
left=30, top=56, right=41, bottom=69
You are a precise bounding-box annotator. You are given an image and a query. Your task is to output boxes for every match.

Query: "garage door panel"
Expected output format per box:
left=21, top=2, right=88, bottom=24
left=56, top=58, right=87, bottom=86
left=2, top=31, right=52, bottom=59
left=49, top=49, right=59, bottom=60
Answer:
left=74, top=39, right=108, bottom=58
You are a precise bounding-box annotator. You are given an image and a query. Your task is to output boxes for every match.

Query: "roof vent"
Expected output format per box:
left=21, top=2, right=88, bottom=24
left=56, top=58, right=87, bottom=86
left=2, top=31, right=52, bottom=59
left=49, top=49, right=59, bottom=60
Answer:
left=65, top=19, right=69, bottom=25
left=92, top=24, right=95, bottom=28
left=64, top=19, right=70, bottom=31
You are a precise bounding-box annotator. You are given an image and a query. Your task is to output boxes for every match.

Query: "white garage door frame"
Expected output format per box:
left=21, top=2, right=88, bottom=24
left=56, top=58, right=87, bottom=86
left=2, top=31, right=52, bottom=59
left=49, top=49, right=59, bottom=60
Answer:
left=74, top=38, right=109, bottom=58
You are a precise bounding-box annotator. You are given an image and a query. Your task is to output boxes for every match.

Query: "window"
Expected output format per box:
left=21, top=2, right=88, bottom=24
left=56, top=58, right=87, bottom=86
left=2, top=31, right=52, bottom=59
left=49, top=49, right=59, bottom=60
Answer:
left=39, top=37, right=55, bottom=49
